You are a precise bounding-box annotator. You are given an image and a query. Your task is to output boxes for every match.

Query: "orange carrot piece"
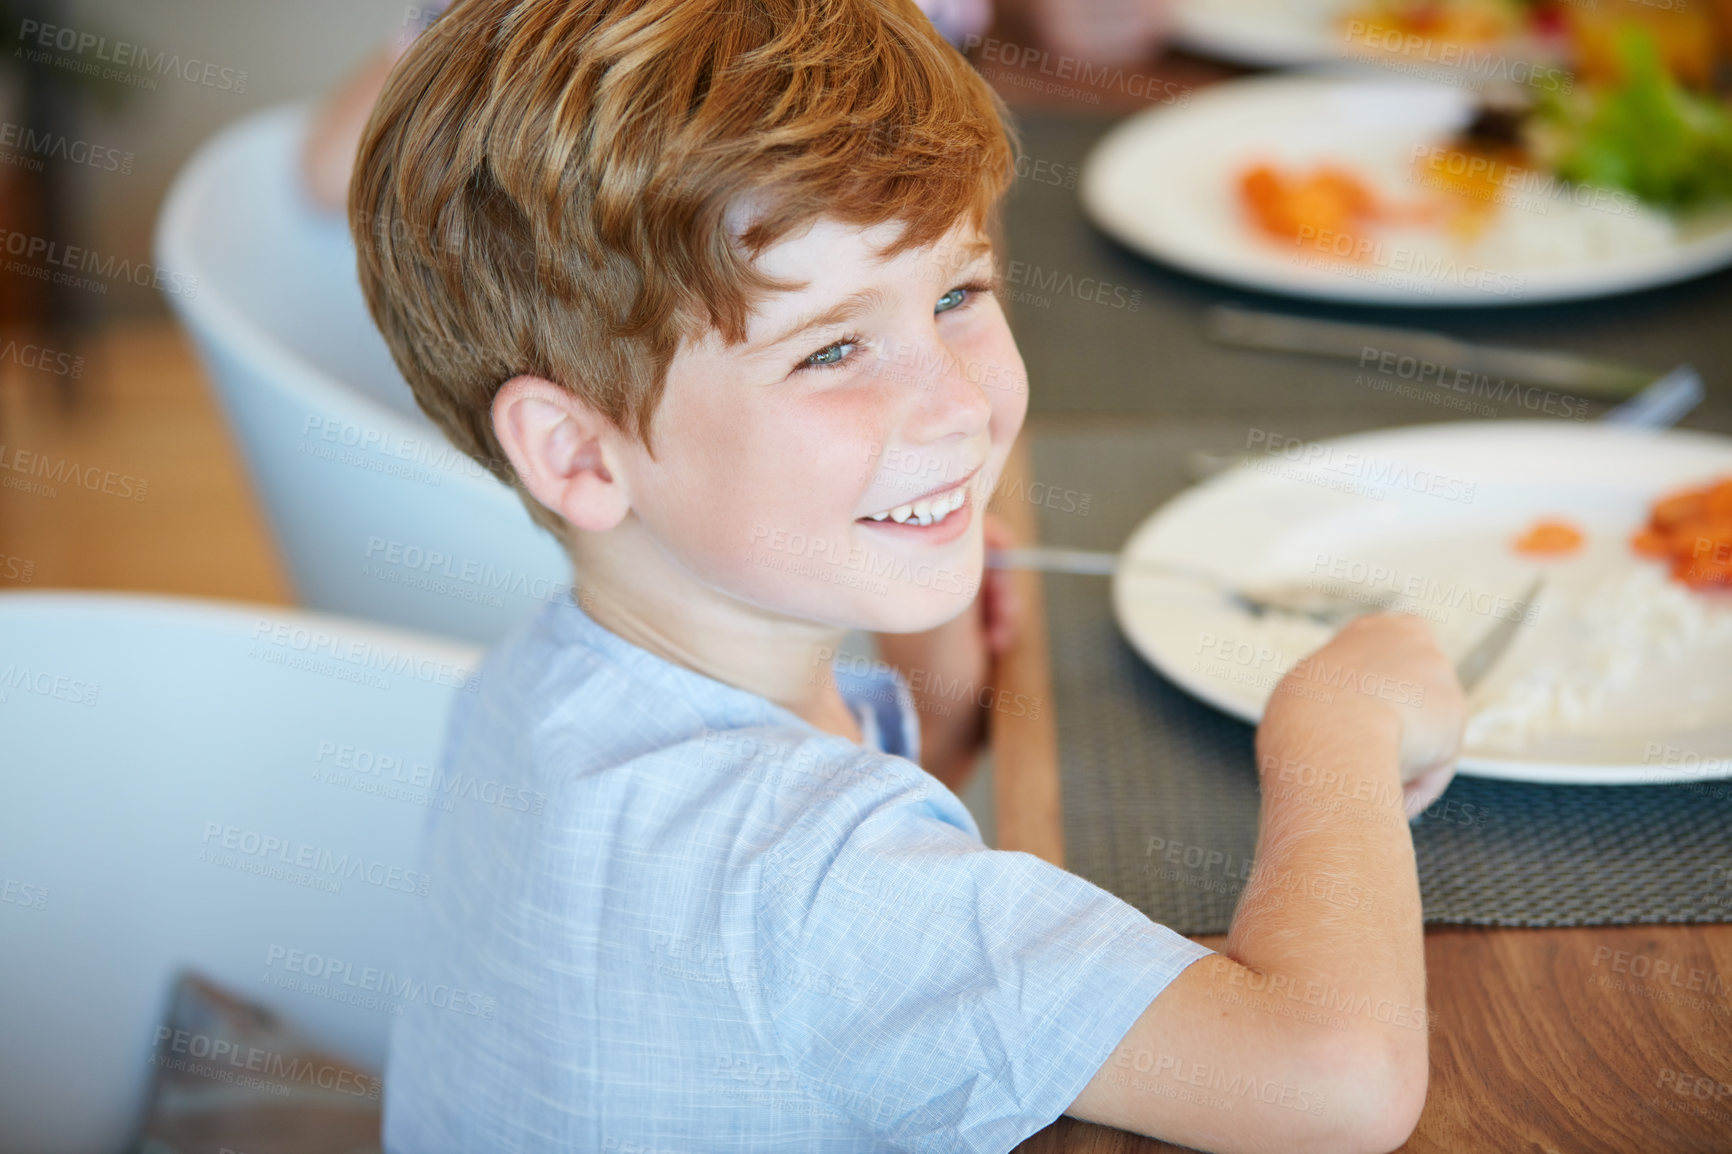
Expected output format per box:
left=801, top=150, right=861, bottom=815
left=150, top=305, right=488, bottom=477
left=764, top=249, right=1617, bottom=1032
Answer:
left=1514, top=518, right=1584, bottom=556
left=1651, top=490, right=1707, bottom=533
left=1634, top=476, right=1732, bottom=591
left=1704, top=479, right=1732, bottom=521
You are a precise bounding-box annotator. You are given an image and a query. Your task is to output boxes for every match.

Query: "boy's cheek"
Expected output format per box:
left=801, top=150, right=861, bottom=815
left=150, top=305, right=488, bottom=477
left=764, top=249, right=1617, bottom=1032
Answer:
left=971, top=332, right=1029, bottom=440
left=646, top=417, right=874, bottom=565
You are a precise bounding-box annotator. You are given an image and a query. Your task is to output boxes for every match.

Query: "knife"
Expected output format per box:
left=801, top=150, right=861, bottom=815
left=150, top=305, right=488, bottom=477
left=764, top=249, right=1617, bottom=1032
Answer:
left=1204, top=304, right=1655, bottom=398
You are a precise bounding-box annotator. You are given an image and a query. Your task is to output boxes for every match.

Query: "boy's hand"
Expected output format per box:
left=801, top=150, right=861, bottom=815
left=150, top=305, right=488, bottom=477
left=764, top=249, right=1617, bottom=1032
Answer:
left=978, top=511, right=1021, bottom=659
left=1263, top=613, right=1467, bottom=817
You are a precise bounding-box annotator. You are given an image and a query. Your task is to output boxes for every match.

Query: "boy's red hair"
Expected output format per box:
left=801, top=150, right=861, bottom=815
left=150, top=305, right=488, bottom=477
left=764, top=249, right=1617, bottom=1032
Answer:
left=352, top=0, right=1016, bottom=539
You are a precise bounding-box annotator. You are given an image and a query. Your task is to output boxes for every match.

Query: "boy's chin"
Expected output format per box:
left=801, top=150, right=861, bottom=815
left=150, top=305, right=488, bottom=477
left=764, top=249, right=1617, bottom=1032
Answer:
left=856, top=580, right=984, bottom=635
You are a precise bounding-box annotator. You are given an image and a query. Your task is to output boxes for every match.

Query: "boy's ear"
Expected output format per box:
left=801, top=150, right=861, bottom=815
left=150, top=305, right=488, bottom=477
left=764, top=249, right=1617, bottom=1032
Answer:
left=491, top=375, right=632, bottom=533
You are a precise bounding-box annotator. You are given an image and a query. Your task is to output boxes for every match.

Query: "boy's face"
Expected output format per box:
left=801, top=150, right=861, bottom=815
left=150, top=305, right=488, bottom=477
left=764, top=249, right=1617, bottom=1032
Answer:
left=616, top=217, right=1028, bottom=633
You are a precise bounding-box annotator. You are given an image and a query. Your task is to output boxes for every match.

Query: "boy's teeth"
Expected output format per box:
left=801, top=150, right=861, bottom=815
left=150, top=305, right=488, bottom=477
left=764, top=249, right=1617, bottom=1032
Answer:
left=868, top=486, right=968, bottom=526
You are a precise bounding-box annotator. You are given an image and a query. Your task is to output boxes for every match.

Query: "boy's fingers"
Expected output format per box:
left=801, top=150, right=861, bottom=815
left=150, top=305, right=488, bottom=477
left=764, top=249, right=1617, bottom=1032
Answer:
left=985, top=574, right=1019, bottom=656
left=981, top=508, right=1017, bottom=550
left=976, top=509, right=1022, bottom=655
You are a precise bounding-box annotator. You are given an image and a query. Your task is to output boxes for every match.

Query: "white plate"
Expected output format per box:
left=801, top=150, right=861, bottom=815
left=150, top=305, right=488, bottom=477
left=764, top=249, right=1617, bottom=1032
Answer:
left=1111, top=422, right=1732, bottom=784
left=1080, top=74, right=1732, bottom=307
left=1171, top=0, right=1343, bottom=67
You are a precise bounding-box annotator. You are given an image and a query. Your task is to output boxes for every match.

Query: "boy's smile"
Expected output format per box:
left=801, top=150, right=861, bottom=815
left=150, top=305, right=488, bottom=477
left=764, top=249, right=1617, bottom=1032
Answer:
left=857, top=466, right=976, bottom=531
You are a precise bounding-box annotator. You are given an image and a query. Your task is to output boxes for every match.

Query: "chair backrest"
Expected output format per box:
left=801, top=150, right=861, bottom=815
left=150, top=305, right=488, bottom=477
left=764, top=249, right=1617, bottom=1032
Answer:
left=155, top=105, right=570, bottom=645
left=0, top=592, right=480, bottom=1154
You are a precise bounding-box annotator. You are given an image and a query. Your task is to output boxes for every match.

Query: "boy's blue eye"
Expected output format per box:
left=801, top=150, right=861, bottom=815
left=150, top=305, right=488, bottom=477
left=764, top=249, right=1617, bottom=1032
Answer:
left=936, top=288, right=967, bottom=313
left=803, top=339, right=857, bottom=369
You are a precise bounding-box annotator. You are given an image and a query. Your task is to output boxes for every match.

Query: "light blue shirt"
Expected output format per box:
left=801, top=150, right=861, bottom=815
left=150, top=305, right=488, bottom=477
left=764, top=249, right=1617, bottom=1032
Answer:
left=383, top=595, right=1213, bottom=1153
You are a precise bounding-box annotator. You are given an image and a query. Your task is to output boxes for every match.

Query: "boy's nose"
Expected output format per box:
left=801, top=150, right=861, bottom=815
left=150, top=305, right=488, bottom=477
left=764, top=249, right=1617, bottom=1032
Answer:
left=895, top=340, right=996, bottom=444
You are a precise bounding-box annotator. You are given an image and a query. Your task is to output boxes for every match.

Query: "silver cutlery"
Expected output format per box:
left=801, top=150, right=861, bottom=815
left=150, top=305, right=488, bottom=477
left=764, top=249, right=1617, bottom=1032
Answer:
left=986, top=546, right=1400, bottom=626
left=1601, top=364, right=1705, bottom=428
left=1180, top=363, right=1700, bottom=483
left=1204, top=304, right=1658, bottom=398
left=1453, top=575, right=1545, bottom=693
left=989, top=546, right=1544, bottom=689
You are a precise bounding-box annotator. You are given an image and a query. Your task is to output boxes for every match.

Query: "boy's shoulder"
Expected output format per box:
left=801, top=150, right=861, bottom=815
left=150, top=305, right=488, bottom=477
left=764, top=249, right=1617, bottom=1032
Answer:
left=477, top=594, right=760, bottom=750
left=467, top=596, right=955, bottom=823
left=437, top=598, right=998, bottom=946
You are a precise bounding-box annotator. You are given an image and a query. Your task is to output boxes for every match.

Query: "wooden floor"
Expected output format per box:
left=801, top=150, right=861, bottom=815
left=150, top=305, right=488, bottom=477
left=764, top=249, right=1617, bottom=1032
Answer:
left=0, top=320, right=293, bottom=605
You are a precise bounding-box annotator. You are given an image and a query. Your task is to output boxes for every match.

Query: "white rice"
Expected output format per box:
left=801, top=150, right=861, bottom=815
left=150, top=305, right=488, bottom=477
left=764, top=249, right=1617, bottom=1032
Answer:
left=1465, top=564, right=1732, bottom=751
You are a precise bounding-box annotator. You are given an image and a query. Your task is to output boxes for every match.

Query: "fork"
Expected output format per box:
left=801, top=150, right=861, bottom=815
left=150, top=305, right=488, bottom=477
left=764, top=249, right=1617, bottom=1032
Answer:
left=987, top=547, right=1544, bottom=690
left=986, top=546, right=1401, bottom=626
left=1453, top=575, right=1545, bottom=693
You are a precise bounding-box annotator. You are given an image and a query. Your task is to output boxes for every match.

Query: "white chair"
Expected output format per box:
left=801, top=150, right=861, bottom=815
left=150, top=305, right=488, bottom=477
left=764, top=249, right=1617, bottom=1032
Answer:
left=155, top=106, right=570, bottom=646
left=0, top=592, right=478, bottom=1154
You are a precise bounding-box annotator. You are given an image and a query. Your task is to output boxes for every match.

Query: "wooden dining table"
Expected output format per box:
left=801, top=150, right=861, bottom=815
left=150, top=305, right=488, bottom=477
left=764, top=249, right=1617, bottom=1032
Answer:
left=971, top=37, right=1732, bottom=1154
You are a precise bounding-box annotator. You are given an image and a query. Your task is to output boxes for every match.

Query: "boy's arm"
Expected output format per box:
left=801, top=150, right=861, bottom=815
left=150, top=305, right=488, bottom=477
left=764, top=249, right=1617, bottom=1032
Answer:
left=1065, top=614, right=1464, bottom=1154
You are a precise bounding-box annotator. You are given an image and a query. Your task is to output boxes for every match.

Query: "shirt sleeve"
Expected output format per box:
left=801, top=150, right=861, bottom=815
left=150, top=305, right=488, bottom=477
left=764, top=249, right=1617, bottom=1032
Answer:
left=753, top=770, right=1215, bottom=1153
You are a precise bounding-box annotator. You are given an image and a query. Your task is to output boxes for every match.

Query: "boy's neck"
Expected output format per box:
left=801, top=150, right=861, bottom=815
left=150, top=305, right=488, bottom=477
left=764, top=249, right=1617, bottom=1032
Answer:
left=570, top=526, right=864, bottom=745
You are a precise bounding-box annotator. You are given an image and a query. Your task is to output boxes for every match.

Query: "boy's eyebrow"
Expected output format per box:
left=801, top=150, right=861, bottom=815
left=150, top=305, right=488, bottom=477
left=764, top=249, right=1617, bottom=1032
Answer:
left=755, top=240, right=997, bottom=350
left=759, top=287, right=892, bottom=351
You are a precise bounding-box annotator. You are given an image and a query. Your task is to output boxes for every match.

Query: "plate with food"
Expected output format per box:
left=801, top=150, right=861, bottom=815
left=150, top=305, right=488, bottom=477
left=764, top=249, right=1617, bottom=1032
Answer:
left=1111, top=422, right=1732, bottom=784
left=1170, top=0, right=1716, bottom=75
left=1172, top=0, right=1542, bottom=68
left=1080, top=32, right=1732, bottom=305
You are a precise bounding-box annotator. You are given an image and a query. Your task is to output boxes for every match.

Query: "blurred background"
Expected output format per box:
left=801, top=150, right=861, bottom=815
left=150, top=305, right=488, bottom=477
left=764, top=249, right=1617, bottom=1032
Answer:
left=0, top=0, right=420, bottom=605
left=3, top=1, right=407, bottom=315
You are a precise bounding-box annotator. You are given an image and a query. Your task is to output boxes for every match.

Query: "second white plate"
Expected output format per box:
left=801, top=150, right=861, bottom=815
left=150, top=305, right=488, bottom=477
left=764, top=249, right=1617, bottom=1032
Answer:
left=1080, top=74, right=1732, bottom=307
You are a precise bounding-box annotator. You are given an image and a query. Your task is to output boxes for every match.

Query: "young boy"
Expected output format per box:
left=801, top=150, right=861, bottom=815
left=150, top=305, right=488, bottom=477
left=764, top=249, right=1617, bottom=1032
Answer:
left=350, top=2, right=1465, bottom=1151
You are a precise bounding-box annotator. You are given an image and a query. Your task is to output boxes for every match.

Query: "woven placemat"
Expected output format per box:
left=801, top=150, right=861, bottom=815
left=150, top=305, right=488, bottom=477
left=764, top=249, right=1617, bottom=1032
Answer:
left=1029, top=421, right=1732, bottom=934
